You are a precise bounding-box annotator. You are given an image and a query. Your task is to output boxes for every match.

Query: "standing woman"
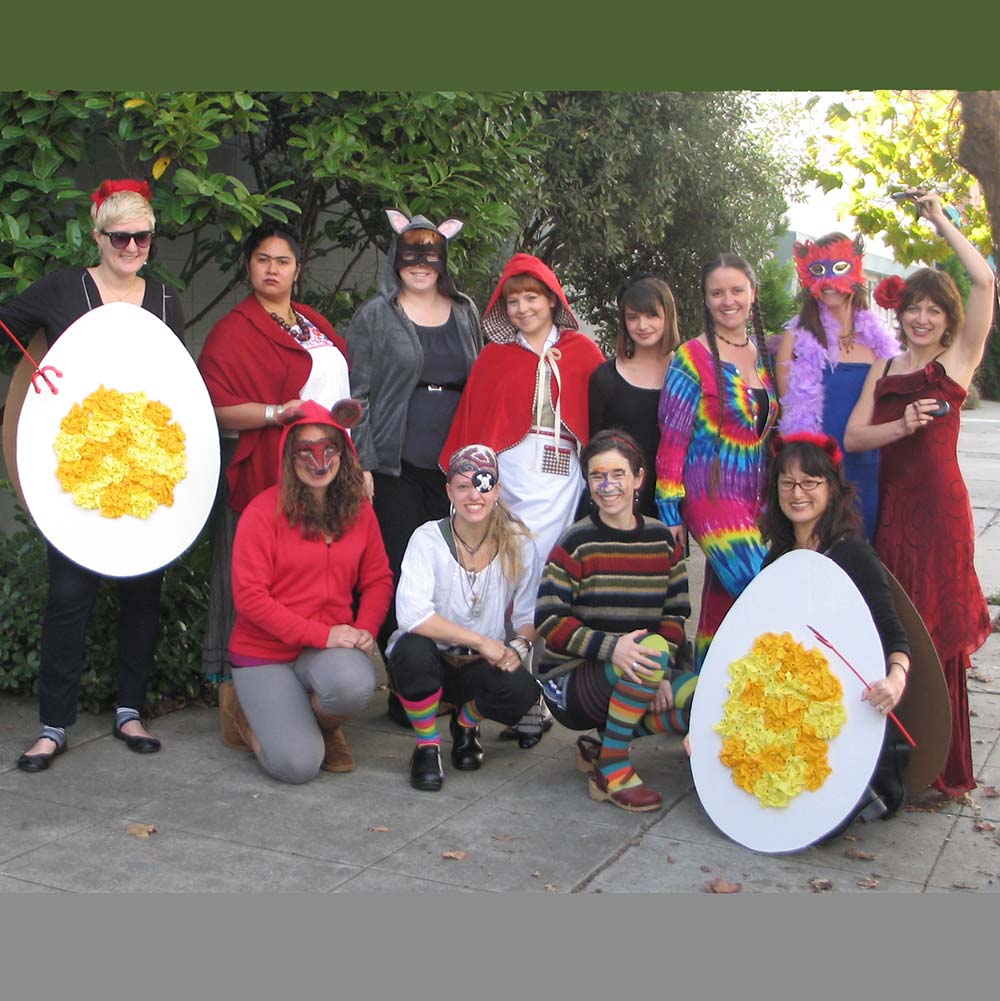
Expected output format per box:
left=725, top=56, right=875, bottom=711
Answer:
left=440, top=253, right=604, bottom=746
left=845, top=191, right=995, bottom=798
left=197, top=222, right=350, bottom=681
left=228, top=400, right=393, bottom=784
left=656, top=253, right=778, bottom=671
left=589, top=276, right=680, bottom=519
left=386, top=445, right=541, bottom=791
left=0, top=179, right=184, bottom=770
left=346, top=209, right=481, bottom=652
left=776, top=233, right=897, bottom=539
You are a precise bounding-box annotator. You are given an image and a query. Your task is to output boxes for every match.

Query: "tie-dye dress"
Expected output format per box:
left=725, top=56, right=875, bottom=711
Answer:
left=655, top=338, right=778, bottom=669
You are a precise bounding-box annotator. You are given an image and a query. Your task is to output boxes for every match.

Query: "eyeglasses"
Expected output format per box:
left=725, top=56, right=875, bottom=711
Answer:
left=777, top=477, right=826, bottom=494
left=101, top=230, right=154, bottom=250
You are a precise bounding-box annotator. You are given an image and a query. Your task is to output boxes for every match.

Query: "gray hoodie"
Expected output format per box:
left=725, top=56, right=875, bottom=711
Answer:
left=346, top=215, right=482, bottom=475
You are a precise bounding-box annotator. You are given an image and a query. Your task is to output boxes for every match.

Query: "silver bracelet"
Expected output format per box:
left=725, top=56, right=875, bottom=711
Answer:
left=508, top=637, right=531, bottom=663
left=264, top=404, right=276, bottom=425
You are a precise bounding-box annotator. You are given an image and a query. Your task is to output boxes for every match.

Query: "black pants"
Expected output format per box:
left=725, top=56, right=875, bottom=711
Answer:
left=387, top=633, right=540, bottom=728
left=373, top=463, right=450, bottom=650
left=39, top=544, right=163, bottom=727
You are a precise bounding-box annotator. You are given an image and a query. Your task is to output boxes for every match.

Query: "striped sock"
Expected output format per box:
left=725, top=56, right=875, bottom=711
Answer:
left=41, top=725, right=67, bottom=749
left=633, top=670, right=695, bottom=736
left=456, top=700, right=483, bottom=729
left=598, top=661, right=662, bottom=792
left=398, top=690, right=442, bottom=747
left=116, top=707, right=141, bottom=728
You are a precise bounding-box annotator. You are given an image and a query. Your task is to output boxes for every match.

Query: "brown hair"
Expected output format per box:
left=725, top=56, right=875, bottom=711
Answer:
left=502, top=273, right=554, bottom=300
left=795, top=232, right=871, bottom=350
left=701, top=253, right=775, bottom=490
left=897, top=268, right=964, bottom=348
left=400, top=228, right=446, bottom=246
left=617, top=277, right=681, bottom=358
left=581, top=429, right=646, bottom=478
left=759, top=440, right=860, bottom=555
left=279, top=424, right=365, bottom=540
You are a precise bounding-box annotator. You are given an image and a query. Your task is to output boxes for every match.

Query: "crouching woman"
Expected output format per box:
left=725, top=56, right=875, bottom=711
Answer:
left=386, top=445, right=542, bottom=791
left=228, top=399, right=393, bottom=783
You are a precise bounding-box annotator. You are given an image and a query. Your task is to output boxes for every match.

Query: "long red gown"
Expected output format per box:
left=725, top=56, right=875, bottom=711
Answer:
left=873, top=359, right=991, bottom=796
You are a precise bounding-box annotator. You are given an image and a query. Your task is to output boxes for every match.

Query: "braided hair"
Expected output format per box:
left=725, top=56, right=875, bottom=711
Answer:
left=701, top=253, right=775, bottom=492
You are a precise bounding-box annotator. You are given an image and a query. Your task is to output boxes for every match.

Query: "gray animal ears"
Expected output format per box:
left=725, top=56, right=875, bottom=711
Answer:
left=385, top=208, right=464, bottom=240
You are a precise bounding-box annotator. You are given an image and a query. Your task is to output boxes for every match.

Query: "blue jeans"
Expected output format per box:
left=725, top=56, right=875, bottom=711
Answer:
left=39, top=544, right=163, bottom=727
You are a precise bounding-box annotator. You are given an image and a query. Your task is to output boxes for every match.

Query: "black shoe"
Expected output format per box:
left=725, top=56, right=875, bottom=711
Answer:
left=386, top=692, right=413, bottom=730
left=449, top=712, right=484, bottom=770
left=498, top=699, right=554, bottom=750
left=409, top=744, right=444, bottom=791
left=113, top=721, right=161, bottom=754
left=16, top=738, right=67, bottom=772
left=872, top=738, right=910, bottom=819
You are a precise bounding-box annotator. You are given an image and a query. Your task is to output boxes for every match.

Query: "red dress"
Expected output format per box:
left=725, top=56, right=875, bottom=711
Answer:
left=873, top=359, right=990, bottom=796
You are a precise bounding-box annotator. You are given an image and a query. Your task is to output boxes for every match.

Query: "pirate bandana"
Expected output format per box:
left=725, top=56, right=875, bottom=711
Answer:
left=447, top=444, right=499, bottom=493
left=793, top=236, right=865, bottom=300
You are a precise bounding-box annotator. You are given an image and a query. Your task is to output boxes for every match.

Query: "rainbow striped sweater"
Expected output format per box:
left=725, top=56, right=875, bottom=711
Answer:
left=535, top=512, right=689, bottom=677
left=655, top=338, right=777, bottom=598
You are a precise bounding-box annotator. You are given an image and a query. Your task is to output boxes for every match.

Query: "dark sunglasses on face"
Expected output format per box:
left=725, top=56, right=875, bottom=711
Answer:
left=102, top=230, right=154, bottom=250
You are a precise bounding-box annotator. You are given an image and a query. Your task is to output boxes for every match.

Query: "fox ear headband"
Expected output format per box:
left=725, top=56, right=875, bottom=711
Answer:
left=794, top=236, right=864, bottom=299
left=771, top=431, right=844, bottom=469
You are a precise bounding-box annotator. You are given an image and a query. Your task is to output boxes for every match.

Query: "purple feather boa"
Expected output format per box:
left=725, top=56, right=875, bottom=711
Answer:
left=780, top=304, right=899, bottom=433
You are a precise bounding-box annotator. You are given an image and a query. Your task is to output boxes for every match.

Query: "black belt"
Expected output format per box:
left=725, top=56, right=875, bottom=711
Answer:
left=417, top=380, right=466, bottom=393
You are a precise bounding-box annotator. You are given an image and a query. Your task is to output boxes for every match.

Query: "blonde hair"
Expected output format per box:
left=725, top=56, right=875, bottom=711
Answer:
left=490, top=500, right=533, bottom=584
left=92, top=190, right=155, bottom=233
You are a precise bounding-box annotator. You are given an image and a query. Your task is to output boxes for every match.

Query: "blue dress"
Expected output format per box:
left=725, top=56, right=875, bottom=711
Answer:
left=821, top=363, right=879, bottom=539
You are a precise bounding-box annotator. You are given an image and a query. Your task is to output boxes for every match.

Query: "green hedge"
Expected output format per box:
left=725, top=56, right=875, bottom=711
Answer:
left=0, top=481, right=213, bottom=715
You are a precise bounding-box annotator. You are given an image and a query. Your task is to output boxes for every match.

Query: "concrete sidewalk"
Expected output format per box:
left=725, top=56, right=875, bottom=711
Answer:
left=2, top=404, right=999, bottom=893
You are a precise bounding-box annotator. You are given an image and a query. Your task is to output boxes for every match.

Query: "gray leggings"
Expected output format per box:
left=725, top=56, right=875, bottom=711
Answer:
left=231, top=648, right=375, bottom=784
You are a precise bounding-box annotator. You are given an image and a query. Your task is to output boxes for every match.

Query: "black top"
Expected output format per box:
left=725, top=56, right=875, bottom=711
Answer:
left=588, top=359, right=663, bottom=518
left=763, top=534, right=910, bottom=659
left=0, top=268, right=186, bottom=350
left=751, top=386, right=769, bottom=438
left=401, top=310, right=468, bottom=469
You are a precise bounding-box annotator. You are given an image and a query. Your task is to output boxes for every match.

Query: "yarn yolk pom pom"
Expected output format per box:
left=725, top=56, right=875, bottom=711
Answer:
left=714, top=631, right=846, bottom=808
left=54, top=386, right=187, bottom=519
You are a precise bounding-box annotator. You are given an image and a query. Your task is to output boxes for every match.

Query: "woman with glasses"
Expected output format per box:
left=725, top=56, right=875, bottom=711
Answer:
left=227, top=399, right=392, bottom=783
left=846, top=191, right=995, bottom=799
left=759, top=432, right=912, bottom=823
left=0, top=178, right=185, bottom=771
left=198, top=222, right=351, bottom=686
left=346, top=210, right=481, bottom=659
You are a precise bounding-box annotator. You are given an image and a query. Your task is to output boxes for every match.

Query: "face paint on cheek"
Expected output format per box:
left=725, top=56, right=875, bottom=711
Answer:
left=293, top=440, right=341, bottom=474
left=590, top=468, right=625, bottom=499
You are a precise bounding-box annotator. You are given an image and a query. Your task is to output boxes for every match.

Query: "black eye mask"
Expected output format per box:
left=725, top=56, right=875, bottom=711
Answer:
left=395, top=243, right=445, bottom=274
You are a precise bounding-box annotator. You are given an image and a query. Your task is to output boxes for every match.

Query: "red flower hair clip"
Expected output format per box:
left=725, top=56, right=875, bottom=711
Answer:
left=874, top=275, right=907, bottom=311
left=90, top=179, right=153, bottom=208
left=771, top=431, right=844, bottom=468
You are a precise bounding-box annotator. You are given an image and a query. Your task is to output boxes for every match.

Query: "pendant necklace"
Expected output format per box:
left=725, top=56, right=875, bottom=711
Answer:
left=452, top=517, right=488, bottom=557
left=457, top=544, right=492, bottom=619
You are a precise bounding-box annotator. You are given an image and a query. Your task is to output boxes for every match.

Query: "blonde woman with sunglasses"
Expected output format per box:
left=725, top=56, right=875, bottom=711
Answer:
left=0, top=178, right=185, bottom=771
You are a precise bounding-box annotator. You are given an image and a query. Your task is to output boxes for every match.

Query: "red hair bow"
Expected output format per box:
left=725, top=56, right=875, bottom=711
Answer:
left=90, top=179, right=153, bottom=208
left=771, top=431, right=844, bottom=468
left=873, top=275, right=907, bottom=310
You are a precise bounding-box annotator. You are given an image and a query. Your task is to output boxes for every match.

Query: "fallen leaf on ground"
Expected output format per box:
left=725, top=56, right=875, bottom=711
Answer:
left=973, top=820, right=997, bottom=832
left=629, top=838, right=641, bottom=846
left=369, top=826, right=389, bottom=832
left=845, top=849, right=875, bottom=860
left=706, top=878, right=742, bottom=893
left=952, top=882, right=976, bottom=890
left=532, top=871, right=541, bottom=878
left=491, top=834, right=517, bottom=842
left=126, top=823, right=157, bottom=839
left=441, top=850, right=467, bottom=861
left=856, top=877, right=880, bottom=889
left=843, top=833, right=860, bottom=841
left=545, top=884, right=557, bottom=892
left=809, top=878, right=834, bottom=892
left=666, top=856, right=675, bottom=864
left=981, top=786, right=999, bottom=799
left=700, top=865, right=713, bottom=873
left=969, top=670, right=992, bottom=683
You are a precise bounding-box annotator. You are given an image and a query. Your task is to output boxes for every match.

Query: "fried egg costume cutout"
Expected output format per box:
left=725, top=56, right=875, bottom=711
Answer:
left=16, top=302, right=219, bottom=578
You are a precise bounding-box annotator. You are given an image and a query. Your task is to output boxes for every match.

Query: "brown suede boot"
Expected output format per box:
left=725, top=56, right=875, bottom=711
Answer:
left=218, top=680, right=254, bottom=752
left=310, top=695, right=355, bottom=773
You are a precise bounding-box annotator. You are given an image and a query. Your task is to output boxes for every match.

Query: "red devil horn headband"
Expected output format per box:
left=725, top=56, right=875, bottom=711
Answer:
left=771, top=431, right=844, bottom=468
left=91, top=179, right=153, bottom=208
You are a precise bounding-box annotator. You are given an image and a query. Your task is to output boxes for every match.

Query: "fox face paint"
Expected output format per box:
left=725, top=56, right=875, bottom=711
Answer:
left=292, top=437, right=342, bottom=474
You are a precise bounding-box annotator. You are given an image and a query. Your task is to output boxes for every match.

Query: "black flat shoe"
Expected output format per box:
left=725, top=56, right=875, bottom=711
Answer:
left=449, top=712, right=483, bottom=770
left=409, top=744, right=444, bottom=791
left=113, top=722, right=161, bottom=754
left=498, top=700, right=554, bottom=750
left=16, top=738, right=67, bottom=772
